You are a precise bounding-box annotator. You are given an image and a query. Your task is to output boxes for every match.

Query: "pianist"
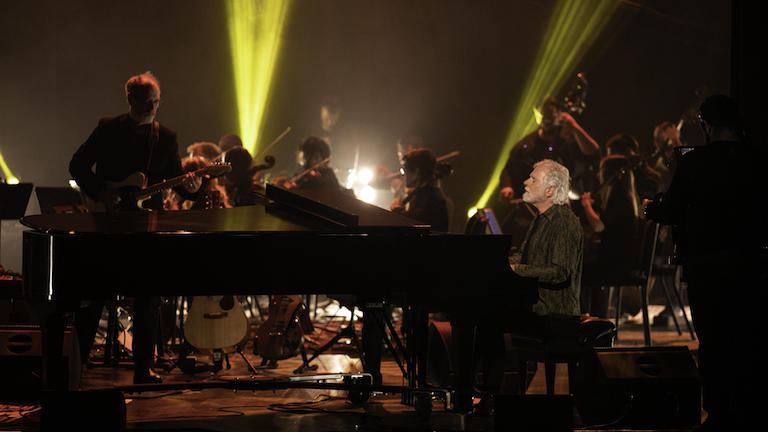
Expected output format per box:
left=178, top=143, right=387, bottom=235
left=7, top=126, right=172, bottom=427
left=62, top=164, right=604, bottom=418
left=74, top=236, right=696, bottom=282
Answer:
left=68, top=71, right=200, bottom=384
left=477, top=159, right=583, bottom=407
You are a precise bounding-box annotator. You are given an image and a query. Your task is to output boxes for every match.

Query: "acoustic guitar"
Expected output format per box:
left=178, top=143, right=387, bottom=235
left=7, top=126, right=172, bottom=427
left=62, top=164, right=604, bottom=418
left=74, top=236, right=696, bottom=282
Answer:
left=81, top=163, right=231, bottom=212
left=184, top=295, right=249, bottom=350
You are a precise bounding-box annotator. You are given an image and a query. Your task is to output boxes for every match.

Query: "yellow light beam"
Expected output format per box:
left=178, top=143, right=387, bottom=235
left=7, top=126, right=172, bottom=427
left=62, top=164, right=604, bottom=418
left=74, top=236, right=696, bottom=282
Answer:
left=471, top=0, right=618, bottom=215
left=0, top=151, right=19, bottom=184
left=226, top=0, right=291, bottom=156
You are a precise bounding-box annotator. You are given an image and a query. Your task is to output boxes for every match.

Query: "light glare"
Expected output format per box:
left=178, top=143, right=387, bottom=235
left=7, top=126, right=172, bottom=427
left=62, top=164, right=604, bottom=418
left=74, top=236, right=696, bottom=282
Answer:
left=359, top=185, right=376, bottom=204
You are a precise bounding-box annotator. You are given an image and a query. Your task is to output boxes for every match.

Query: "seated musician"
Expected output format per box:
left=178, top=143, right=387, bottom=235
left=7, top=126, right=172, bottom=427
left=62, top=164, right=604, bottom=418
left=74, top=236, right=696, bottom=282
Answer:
left=164, top=156, right=231, bottom=210
left=186, top=141, right=222, bottom=162
left=477, top=159, right=583, bottom=406
left=275, top=136, right=345, bottom=193
left=580, top=154, right=640, bottom=317
left=68, top=71, right=201, bottom=384
left=604, top=133, right=662, bottom=201
left=220, top=146, right=266, bottom=207
left=389, top=148, right=450, bottom=232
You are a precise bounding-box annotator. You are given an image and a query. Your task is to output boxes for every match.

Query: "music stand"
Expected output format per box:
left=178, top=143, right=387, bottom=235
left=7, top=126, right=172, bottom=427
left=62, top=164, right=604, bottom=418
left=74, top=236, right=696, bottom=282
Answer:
left=34, top=186, right=85, bottom=215
left=464, top=208, right=503, bottom=235
left=0, top=182, right=33, bottom=265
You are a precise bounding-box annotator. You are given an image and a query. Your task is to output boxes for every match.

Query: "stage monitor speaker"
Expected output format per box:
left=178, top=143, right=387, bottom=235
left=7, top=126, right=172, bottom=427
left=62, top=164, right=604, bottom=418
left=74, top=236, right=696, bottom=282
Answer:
left=494, top=395, right=573, bottom=432
left=573, top=346, right=700, bottom=429
left=0, top=325, right=80, bottom=402
left=41, top=389, right=126, bottom=432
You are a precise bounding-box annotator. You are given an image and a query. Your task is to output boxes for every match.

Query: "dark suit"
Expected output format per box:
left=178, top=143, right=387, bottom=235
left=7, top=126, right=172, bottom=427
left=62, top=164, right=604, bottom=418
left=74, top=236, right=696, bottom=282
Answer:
left=646, top=139, right=766, bottom=428
left=70, top=113, right=187, bottom=210
left=69, top=113, right=187, bottom=377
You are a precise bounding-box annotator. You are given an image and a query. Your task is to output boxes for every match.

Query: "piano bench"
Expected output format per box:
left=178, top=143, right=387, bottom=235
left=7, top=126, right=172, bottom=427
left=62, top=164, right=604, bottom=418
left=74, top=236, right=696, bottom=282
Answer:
left=507, top=315, right=616, bottom=396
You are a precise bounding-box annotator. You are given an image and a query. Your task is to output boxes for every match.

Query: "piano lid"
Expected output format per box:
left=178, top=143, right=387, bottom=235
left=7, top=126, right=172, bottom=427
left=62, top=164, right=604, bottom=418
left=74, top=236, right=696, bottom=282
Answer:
left=265, top=183, right=428, bottom=231
left=20, top=184, right=429, bottom=235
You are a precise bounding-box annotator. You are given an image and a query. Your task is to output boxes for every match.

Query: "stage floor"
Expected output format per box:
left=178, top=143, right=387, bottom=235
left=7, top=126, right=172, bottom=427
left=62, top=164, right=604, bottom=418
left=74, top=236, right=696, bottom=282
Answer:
left=1, top=313, right=703, bottom=432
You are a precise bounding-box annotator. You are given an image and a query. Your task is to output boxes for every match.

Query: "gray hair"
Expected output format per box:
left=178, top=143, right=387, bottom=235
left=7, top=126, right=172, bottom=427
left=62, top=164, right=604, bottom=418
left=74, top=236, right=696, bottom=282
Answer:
left=533, top=159, right=571, bottom=205
left=125, top=71, right=160, bottom=98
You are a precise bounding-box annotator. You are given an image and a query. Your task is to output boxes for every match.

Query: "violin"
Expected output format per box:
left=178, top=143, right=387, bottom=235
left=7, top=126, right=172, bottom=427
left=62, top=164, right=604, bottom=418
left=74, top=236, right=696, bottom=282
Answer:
left=272, top=157, right=330, bottom=189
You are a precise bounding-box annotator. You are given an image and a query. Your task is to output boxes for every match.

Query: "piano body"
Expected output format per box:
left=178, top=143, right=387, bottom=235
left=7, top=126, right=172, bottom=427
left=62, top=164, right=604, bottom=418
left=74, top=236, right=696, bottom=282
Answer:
left=21, top=184, right=537, bottom=411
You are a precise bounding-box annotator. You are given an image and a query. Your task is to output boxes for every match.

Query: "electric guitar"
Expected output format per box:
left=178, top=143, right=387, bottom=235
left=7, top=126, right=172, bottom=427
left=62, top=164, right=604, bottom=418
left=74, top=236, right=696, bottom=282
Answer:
left=81, top=163, right=231, bottom=212
left=183, top=295, right=249, bottom=350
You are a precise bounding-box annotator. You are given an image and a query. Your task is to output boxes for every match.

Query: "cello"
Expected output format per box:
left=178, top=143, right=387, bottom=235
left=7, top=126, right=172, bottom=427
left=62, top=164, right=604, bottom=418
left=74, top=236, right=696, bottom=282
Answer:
left=254, top=295, right=314, bottom=366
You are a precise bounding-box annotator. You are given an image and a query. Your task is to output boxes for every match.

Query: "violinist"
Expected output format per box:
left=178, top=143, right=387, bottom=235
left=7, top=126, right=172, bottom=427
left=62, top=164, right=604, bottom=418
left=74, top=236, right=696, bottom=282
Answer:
left=220, top=146, right=266, bottom=207
left=275, top=136, right=344, bottom=193
left=390, top=148, right=450, bottom=232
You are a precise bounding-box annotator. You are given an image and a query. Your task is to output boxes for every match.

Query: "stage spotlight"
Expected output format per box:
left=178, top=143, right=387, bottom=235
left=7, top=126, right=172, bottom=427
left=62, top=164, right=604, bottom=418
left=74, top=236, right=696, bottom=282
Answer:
left=226, top=0, right=291, bottom=156
left=471, top=0, right=618, bottom=214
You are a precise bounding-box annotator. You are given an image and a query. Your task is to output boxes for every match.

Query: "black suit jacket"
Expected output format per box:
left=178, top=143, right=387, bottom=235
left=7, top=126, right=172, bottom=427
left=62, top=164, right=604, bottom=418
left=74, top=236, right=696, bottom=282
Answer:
left=70, top=113, right=186, bottom=210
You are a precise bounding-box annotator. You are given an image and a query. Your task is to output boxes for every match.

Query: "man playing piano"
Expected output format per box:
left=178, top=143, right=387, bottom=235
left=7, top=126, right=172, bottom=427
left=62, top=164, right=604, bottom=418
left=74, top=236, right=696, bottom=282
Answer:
left=69, top=71, right=201, bottom=383
left=477, top=159, right=583, bottom=408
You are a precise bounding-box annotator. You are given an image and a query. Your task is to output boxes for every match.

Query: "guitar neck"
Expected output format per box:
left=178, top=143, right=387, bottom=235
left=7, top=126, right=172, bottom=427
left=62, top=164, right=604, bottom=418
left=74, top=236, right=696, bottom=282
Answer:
left=134, top=172, right=193, bottom=201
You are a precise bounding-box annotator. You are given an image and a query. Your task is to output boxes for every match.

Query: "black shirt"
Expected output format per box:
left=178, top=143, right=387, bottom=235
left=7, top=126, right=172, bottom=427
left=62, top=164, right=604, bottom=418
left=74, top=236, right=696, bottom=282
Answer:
left=398, top=184, right=450, bottom=232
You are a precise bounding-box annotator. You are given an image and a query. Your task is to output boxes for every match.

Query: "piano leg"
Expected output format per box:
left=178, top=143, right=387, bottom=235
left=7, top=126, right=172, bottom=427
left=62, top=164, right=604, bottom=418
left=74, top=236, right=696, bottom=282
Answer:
left=401, top=305, right=431, bottom=415
left=40, top=305, right=68, bottom=391
left=450, top=316, right=477, bottom=413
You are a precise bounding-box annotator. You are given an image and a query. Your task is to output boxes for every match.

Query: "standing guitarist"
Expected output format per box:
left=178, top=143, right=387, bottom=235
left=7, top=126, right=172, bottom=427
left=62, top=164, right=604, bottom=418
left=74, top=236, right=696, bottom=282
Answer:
left=69, top=71, right=201, bottom=383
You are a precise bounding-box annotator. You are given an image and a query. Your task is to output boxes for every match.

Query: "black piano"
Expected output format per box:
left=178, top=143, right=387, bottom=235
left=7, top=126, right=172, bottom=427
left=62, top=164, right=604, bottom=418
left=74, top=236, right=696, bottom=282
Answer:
left=21, top=184, right=537, bottom=412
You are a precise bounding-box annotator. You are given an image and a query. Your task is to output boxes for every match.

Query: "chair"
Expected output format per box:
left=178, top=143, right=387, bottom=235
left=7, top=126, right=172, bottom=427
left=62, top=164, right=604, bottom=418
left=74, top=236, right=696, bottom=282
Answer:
left=508, top=315, right=616, bottom=396
left=609, top=221, right=694, bottom=346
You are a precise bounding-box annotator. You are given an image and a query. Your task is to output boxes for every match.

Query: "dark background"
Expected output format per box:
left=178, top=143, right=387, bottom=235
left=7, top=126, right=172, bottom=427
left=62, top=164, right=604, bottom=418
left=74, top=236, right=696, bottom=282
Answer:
left=0, top=0, right=730, bottom=238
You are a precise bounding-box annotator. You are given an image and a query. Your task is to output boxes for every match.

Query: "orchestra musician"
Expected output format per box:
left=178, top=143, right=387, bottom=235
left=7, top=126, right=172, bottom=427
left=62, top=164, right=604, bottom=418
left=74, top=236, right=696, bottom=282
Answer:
left=164, top=156, right=231, bottom=210
left=499, top=97, right=600, bottom=203
left=220, top=146, right=266, bottom=207
left=358, top=147, right=452, bottom=387
left=69, top=71, right=201, bottom=384
left=603, top=133, right=662, bottom=201
left=649, top=120, right=685, bottom=189
left=644, top=95, right=764, bottom=431
left=275, top=136, right=345, bottom=193
left=186, top=141, right=222, bottom=162
left=390, top=148, right=450, bottom=232
left=580, top=154, right=641, bottom=317
left=477, top=159, right=583, bottom=408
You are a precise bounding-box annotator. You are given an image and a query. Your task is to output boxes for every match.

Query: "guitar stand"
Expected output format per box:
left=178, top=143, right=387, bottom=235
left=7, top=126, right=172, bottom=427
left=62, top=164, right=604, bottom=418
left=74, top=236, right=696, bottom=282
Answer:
left=293, top=307, right=361, bottom=374
left=88, top=302, right=134, bottom=369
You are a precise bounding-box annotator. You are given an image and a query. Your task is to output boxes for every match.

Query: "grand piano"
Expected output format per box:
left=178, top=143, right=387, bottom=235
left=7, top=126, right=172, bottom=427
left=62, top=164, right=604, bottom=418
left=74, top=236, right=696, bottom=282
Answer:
left=21, top=183, right=537, bottom=412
